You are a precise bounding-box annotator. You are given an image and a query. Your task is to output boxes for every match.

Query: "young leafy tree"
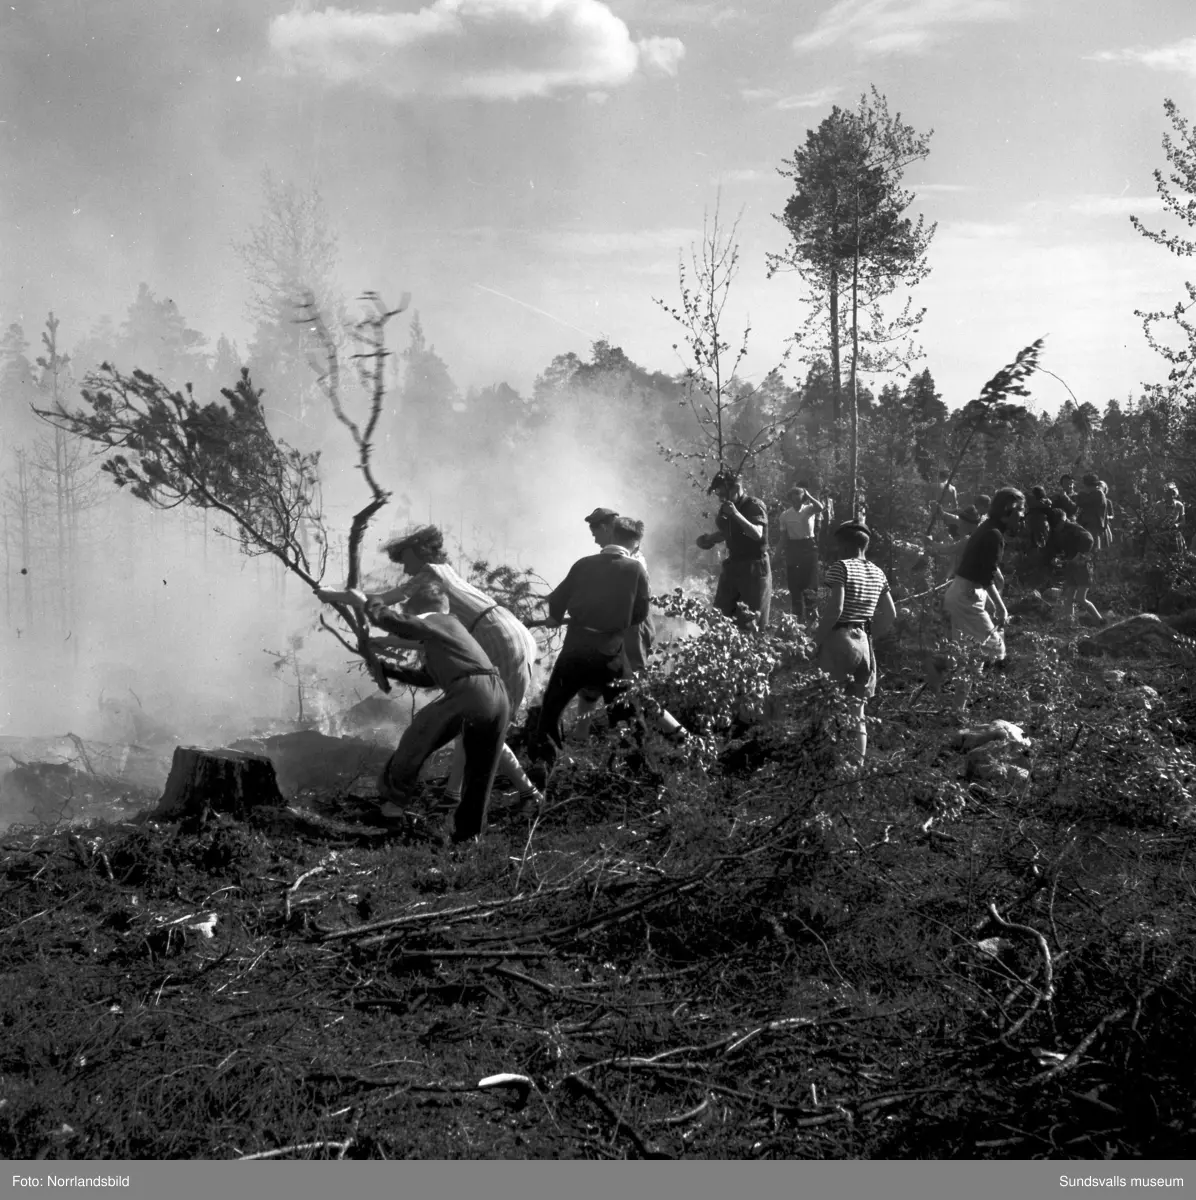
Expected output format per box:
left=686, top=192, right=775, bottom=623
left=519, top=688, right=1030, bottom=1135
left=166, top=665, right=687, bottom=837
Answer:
left=657, top=201, right=790, bottom=487
left=769, top=88, right=935, bottom=516
left=1131, top=99, right=1196, bottom=406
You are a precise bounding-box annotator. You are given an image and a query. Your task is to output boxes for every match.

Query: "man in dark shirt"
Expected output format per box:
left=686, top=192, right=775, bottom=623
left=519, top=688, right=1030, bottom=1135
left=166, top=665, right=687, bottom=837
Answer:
left=355, top=579, right=510, bottom=843
left=696, top=468, right=772, bottom=632
left=531, top=520, right=651, bottom=768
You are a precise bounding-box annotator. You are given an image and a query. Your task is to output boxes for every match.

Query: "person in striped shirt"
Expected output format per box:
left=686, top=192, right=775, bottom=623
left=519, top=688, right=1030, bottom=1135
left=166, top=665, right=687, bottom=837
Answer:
left=813, top=522, right=897, bottom=765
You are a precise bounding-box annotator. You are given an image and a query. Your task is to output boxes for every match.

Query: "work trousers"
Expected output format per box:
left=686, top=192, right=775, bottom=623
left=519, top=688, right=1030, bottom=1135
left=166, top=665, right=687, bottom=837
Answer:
left=379, top=674, right=509, bottom=841
left=784, top=541, right=819, bottom=612
left=533, top=644, right=634, bottom=766
left=714, top=556, right=772, bottom=631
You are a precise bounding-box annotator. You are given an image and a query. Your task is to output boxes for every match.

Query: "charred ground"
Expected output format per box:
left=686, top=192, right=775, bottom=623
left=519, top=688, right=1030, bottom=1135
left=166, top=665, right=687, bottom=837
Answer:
left=1, top=593, right=1195, bottom=1161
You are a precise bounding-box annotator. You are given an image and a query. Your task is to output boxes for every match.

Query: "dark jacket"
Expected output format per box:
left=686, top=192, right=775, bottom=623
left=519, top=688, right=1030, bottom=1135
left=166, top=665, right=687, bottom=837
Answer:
left=548, top=552, right=651, bottom=656
left=717, top=494, right=769, bottom=561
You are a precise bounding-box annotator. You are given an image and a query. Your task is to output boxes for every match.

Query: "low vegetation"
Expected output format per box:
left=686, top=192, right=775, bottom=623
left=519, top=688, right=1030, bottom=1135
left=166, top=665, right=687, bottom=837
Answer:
left=2, top=574, right=1194, bottom=1161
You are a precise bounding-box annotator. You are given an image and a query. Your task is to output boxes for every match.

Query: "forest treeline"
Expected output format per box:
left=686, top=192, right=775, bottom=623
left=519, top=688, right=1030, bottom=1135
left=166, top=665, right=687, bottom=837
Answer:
left=4, top=94, right=1196, bottom=644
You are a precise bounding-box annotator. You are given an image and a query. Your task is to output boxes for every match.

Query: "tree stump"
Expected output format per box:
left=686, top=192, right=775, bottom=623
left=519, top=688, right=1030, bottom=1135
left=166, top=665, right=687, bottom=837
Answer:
left=152, top=746, right=283, bottom=823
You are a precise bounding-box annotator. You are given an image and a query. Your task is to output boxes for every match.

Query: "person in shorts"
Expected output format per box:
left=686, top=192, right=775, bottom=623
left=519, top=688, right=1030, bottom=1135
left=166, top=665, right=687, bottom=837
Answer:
left=942, top=487, right=1026, bottom=712
left=814, top=521, right=897, bottom=765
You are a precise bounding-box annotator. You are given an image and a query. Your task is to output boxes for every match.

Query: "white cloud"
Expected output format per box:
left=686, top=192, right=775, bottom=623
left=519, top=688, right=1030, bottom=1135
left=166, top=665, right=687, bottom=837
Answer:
left=608, top=1, right=746, bottom=26
left=774, top=86, right=841, bottom=110
left=740, top=84, right=840, bottom=110
left=1016, top=195, right=1167, bottom=219
left=637, top=34, right=686, bottom=75
left=1068, top=195, right=1166, bottom=217
left=269, top=0, right=685, bottom=101
left=1086, top=36, right=1196, bottom=76
left=792, top=0, right=1016, bottom=57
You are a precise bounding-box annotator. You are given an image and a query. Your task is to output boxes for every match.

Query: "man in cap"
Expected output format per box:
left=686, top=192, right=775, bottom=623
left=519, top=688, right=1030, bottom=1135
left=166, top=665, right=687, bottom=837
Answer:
left=582, top=505, right=655, bottom=672
left=531, top=518, right=651, bottom=770
left=584, top=508, right=620, bottom=547
left=778, top=483, right=824, bottom=622
left=695, top=468, right=772, bottom=632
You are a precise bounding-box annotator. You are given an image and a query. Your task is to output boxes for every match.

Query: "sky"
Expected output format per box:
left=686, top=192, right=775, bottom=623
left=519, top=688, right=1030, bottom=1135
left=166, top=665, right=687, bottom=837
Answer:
left=3, top=0, right=1196, bottom=416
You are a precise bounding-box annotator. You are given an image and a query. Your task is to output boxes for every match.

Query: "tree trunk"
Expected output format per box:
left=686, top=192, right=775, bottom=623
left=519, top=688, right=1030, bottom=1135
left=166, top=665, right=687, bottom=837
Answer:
left=16, top=450, right=33, bottom=630
left=828, top=270, right=842, bottom=436
left=152, top=746, right=284, bottom=824
left=849, top=207, right=861, bottom=520
left=3, top=513, right=9, bottom=627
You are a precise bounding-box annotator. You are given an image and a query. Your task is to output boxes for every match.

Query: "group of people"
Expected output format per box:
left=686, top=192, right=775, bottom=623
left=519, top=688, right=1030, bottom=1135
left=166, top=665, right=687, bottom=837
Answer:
left=315, top=507, right=685, bottom=844
left=313, top=463, right=1189, bottom=841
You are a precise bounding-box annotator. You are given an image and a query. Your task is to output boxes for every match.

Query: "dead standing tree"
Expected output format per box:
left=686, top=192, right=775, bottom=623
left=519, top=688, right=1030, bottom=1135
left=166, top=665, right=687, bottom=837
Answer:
left=303, top=291, right=411, bottom=685
left=32, top=293, right=412, bottom=694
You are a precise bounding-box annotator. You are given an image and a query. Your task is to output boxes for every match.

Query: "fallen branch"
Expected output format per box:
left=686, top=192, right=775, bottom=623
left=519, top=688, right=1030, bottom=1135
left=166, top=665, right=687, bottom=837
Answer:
left=561, top=1072, right=672, bottom=1159
left=237, top=1138, right=354, bottom=1161
left=284, top=862, right=331, bottom=922
left=319, top=887, right=574, bottom=942
left=988, top=901, right=1055, bottom=1042
left=1028, top=956, right=1183, bottom=1086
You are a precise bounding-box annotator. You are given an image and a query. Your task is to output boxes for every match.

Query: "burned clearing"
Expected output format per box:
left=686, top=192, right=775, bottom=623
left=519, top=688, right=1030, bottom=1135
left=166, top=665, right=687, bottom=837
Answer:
left=2, top=610, right=1194, bottom=1161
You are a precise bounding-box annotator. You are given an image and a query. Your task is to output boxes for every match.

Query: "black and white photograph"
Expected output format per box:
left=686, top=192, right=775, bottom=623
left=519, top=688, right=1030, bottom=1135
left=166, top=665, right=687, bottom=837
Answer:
left=1, top=0, right=1195, bottom=1182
